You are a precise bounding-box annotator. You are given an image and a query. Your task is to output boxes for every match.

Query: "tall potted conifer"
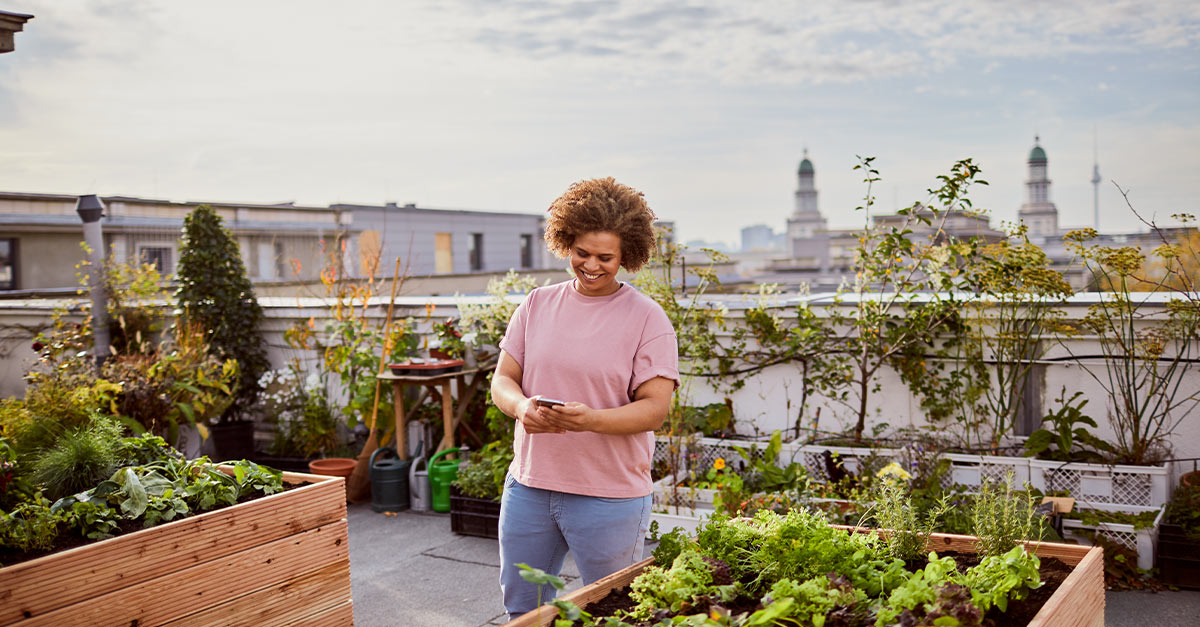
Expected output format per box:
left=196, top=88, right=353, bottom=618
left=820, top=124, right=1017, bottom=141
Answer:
left=175, top=205, right=269, bottom=460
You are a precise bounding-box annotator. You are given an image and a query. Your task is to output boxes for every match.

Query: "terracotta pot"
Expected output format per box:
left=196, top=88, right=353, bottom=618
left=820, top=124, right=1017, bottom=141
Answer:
left=308, top=458, right=358, bottom=501
left=1181, top=470, right=1200, bottom=488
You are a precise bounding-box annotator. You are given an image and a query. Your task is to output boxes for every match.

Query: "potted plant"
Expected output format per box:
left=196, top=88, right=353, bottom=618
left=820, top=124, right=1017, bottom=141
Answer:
left=449, top=441, right=511, bottom=539
left=175, top=205, right=271, bottom=462
left=254, top=364, right=345, bottom=472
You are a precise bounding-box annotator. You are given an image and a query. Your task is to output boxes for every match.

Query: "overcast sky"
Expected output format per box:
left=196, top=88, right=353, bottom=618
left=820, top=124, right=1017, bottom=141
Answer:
left=2, top=1, right=1197, bottom=247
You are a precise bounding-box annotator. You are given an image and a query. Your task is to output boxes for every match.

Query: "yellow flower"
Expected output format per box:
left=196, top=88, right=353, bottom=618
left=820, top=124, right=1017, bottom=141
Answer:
left=875, top=462, right=912, bottom=482
left=713, top=458, right=726, bottom=470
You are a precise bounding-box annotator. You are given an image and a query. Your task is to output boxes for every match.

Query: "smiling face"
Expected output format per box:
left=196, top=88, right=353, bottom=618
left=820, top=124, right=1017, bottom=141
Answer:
left=569, top=231, right=623, bottom=297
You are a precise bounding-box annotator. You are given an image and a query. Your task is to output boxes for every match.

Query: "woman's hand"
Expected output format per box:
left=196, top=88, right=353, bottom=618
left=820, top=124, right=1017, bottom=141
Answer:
left=538, top=402, right=595, bottom=433
left=518, top=397, right=567, bottom=434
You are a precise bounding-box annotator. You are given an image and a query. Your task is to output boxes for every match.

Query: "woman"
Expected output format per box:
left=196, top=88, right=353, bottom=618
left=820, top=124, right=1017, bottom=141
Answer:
left=491, top=177, right=679, bottom=619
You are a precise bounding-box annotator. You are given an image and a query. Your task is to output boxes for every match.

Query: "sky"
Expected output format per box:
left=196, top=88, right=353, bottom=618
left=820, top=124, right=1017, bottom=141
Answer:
left=1, top=1, right=1198, bottom=248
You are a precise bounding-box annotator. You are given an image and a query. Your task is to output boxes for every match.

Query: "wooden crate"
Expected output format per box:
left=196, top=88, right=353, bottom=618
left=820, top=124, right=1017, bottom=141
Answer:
left=0, top=468, right=352, bottom=627
left=505, top=530, right=1103, bottom=627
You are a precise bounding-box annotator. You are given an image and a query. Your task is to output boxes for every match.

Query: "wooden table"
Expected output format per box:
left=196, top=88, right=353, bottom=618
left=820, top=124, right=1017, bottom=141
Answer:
left=376, top=363, right=495, bottom=457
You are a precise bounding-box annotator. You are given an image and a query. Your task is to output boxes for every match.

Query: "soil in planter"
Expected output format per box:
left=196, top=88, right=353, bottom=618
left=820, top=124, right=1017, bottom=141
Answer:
left=562, top=553, right=1074, bottom=627
left=0, top=480, right=307, bottom=569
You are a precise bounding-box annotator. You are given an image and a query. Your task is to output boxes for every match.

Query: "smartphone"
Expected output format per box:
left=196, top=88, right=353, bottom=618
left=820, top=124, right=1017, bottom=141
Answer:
left=535, top=398, right=566, bottom=407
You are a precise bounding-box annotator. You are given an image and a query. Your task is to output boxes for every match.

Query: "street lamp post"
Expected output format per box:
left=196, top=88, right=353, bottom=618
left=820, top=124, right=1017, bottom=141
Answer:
left=76, top=194, right=110, bottom=367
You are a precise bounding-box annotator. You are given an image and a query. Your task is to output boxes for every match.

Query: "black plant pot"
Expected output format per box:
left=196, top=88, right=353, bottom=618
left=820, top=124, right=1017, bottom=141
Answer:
left=1157, top=522, right=1200, bottom=589
left=251, top=454, right=315, bottom=474
left=209, top=420, right=255, bottom=462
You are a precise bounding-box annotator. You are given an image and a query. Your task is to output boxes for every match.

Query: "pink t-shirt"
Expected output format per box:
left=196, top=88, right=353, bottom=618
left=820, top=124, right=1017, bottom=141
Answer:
left=499, top=279, right=679, bottom=498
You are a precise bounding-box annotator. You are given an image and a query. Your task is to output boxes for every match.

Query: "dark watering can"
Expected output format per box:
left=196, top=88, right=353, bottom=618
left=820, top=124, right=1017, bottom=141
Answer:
left=369, top=447, right=410, bottom=512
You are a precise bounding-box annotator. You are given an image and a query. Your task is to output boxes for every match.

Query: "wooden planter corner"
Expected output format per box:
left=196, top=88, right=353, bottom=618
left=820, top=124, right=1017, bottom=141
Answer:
left=505, top=530, right=1103, bottom=627
left=0, top=468, right=352, bottom=627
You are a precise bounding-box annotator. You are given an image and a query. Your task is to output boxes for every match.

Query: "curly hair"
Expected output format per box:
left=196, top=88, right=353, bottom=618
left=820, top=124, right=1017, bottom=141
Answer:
left=544, top=177, right=659, bottom=273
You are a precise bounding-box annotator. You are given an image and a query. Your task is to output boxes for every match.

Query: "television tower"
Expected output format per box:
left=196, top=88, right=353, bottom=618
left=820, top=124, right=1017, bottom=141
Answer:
left=1091, top=129, right=1101, bottom=231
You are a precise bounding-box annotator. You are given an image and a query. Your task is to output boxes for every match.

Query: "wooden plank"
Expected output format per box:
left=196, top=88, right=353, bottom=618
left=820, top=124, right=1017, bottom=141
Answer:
left=506, top=529, right=1102, bottom=627
left=162, top=559, right=352, bottom=627
left=280, top=599, right=355, bottom=627
left=16, top=519, right=349, bottom=626
left=1029, top=545, right=1104, bottom=627
left=0, top=477, right=344, bottom=625
left=504, top=558, right=654, bottom=627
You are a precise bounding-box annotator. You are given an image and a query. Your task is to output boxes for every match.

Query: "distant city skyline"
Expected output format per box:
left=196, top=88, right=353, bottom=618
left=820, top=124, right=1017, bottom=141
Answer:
left=2, top=1, right=1197, bottom=249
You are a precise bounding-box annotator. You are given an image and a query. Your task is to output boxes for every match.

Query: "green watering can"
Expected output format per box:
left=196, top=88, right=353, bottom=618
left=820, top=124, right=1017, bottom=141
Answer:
left=428, top=447, right=464, bottom=513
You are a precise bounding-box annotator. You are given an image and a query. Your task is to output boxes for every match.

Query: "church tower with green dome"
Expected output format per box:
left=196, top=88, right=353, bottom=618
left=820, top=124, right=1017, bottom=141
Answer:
left=1018, top=136, right=1059, bottom=238
left=786, top=149, right=829, bottom=264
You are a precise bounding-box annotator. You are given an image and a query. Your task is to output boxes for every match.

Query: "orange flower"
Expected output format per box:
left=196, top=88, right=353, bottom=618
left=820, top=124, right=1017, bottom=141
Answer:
left=713, top=458, right=726, bottom=470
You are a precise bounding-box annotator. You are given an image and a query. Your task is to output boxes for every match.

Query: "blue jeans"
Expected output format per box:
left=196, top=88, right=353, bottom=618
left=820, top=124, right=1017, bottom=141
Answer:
left=498, top=474, right=651, bottom=619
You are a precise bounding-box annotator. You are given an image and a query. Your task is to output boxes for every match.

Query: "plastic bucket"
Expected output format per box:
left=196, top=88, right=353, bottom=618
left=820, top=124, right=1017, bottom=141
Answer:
left=428, top=447, right=462, bottom=513
left=369, top=447, right=411, bottom=512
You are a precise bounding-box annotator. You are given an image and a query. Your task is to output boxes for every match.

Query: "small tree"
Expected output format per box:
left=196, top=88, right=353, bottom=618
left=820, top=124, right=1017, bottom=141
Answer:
left=829, top=157, right=986, bottom=442
left=175, top=205, right=269, bottom=422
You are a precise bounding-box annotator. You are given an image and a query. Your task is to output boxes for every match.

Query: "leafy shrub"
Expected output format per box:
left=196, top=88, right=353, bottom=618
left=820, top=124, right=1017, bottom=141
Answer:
left=0, top=438, right=33, bottom=510
left=1, top=376, right=121, bottom=462
left=115, top=433, right=181, bottom=467
left=102, top=322, right=239, bottom=444
left=0, top=493, right=63, bottom=553
left=30, top=416, right=124, bottom=500
left=259, top=366, right=343, bottom=458
left=61, top=498, right=121, bottom=540
left=175, top=205, right=269, bottom=422
left=451, top=441, right=512, bottom=501
left=1166, top=479, right=1200, bottom=541
left=1023, top=388, right=1113, bottom=462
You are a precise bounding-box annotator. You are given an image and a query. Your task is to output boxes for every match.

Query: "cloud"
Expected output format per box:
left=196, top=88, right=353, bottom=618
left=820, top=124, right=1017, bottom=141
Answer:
left=442, top=0, right=1200, bottom=86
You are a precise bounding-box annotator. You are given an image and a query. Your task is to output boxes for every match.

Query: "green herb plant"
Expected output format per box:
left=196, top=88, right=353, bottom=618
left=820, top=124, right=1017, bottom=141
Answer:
left=870, top=480, right=953, bottom=562
left=970, top=477, right=1044, bottom=558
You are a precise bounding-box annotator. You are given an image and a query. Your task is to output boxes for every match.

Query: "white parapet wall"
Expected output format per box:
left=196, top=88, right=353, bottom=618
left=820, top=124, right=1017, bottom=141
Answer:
left=2, top=291, right=1198, bottom=478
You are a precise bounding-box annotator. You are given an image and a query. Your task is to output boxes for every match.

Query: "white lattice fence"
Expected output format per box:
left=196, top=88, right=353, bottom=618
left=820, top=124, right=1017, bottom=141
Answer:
left=1060, top=505, right=1165, bottom=570
left=1029, top=459, right=1170, bottom=510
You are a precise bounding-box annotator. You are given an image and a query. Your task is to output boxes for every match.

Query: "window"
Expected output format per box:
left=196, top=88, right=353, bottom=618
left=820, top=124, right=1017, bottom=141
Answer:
left=469, top=233, right=484, bottom=271
left=0, top=239, right=16, bottom=290
left=256, top=241, right=275, bottom=280
left=520, top=234, right=533, bottom=269
left=435, top=233, right=453, bottom=273
left=139, top=246, right=173, bottom=274
left=274, top=242, right=286, bottom=279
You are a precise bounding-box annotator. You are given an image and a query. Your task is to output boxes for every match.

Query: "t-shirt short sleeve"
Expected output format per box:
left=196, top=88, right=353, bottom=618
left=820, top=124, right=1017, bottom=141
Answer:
left=498, top=294, right=530, bottom=368
left=628, top=312, right=676, bottom=396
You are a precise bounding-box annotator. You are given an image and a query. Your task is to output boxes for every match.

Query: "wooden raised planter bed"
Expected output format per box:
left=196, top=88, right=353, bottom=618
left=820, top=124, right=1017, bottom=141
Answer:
left=505, top=531, right=1104, bottom=627
left=0, top=468, right=352, bottom=626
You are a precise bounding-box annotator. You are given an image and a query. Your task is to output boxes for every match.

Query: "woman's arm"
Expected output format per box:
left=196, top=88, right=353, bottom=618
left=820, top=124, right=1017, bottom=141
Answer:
left=539, top=375, right=675, bottom=436
left=490, top=349, right=564, bottom=434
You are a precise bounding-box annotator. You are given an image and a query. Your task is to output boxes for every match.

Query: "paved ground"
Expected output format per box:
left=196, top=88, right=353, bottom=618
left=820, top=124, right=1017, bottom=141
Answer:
left=346, top=503, right=1200, bottom=626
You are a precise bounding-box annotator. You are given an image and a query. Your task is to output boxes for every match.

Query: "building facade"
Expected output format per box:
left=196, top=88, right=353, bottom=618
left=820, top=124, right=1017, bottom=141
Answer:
left=0, top=192, right=548, bottom=295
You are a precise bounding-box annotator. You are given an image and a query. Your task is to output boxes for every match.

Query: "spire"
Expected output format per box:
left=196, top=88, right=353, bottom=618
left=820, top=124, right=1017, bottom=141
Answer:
left=798, top=148, right=814, bottom=176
